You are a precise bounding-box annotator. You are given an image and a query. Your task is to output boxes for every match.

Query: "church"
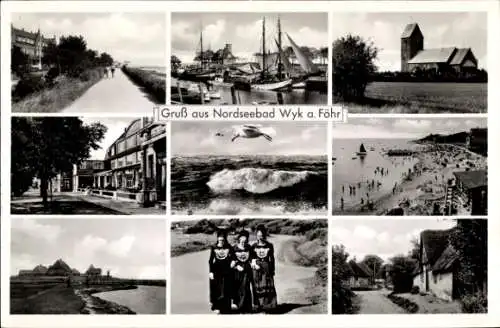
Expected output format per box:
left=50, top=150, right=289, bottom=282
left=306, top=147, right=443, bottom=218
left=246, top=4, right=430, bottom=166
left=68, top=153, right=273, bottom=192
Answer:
left=400, top=23, right=478, bottom=74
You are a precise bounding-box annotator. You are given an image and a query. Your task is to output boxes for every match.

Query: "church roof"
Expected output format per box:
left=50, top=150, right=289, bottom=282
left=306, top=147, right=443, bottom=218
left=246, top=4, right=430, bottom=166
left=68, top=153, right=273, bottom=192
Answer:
left=401, top=23, right=421, bottom=38
left=408, top=47, right=457, bottom=64
left=449, top=48, right=473, bottom=65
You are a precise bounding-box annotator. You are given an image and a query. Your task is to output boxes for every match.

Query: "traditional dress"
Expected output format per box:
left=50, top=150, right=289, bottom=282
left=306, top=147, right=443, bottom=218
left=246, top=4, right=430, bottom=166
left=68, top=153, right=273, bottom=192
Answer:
left=251, top=240, right=278, bottom=312
left=209, top=243, right=233, bottom=314
left=232, top=243, right=255, bottom=313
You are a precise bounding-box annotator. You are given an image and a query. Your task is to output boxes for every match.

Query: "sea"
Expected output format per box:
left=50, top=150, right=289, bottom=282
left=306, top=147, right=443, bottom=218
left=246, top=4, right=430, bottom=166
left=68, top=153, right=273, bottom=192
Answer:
left=332, top=139, right=421, bottom=210
left=171, top=155, right=328, bottom=215
left=93, top=285, right=166, bottom=314
left=173, top=77, right=326, bottom=105
left=138, top=66, right=166, bottom=74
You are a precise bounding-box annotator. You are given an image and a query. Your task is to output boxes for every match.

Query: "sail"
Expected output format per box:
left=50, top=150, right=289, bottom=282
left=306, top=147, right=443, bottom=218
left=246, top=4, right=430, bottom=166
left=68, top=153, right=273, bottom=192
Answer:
left=275, top=39, right=291, bottom=73
left=286, top=33, right=319, bottom=74
left=360, top=143, right=367, bottom=153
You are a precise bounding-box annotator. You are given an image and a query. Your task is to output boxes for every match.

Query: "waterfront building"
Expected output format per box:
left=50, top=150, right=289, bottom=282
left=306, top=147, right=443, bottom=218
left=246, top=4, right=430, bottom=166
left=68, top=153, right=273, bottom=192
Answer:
left=91, top=117, right=167, bottom=207
left=11, top=25, right=56, bottom=70
left=401, top=23, right=479, bottom=74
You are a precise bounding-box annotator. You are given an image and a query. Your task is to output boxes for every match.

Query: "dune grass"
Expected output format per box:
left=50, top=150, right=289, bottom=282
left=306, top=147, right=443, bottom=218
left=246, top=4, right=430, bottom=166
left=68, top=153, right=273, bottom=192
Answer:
left=12, top=71, right=102, bottom=113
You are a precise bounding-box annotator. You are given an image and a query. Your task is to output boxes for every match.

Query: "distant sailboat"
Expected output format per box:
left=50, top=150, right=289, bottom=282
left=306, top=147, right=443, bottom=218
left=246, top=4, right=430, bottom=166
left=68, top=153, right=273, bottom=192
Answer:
left=357, top=143, right=367, bottom=157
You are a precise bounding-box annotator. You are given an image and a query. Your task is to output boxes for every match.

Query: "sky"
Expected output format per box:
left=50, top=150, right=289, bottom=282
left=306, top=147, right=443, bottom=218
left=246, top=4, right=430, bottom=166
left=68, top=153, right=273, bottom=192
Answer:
left=11, top=219, right=166, bottom=279
left=81, top=117, right=140, bottom=160
left=332, top=12, right=487, bottom=71
left=12, top=13, right=166, bottom=67
left=172, top=122, right=327, bottom=156
left=331, top=219, right=457, bottom=263
left=172, top=12, right=328, bottom=64
left=332, top=117, right=487, bottom=140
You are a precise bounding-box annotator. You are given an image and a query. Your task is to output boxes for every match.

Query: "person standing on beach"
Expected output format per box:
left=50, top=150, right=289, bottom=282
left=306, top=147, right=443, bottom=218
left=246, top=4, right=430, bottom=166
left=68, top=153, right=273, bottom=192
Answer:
left=231, top=230, right=255, bottom=314
left=251, top=225, right=278, bottom=313
left=208, top=229, right=234, bottom=314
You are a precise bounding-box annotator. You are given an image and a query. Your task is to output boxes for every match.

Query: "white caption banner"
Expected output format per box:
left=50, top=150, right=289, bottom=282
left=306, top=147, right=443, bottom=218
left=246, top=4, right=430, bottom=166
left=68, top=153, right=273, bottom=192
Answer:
left=153, top=106, right=347, bottom=122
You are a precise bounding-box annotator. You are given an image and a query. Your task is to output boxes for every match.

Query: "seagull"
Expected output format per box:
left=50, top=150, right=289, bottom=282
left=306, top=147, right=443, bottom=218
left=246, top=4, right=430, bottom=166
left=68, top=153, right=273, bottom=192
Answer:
left=231, top=124, right=273, bottom=142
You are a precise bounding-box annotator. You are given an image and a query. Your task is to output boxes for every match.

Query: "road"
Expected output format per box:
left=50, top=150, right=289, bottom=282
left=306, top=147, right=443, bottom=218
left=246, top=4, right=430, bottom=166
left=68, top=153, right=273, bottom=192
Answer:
left=170, top=235, right=318, bottom=314
left=62, top=69, right=161, bottom=113
left=356, top=290, right=406, bottom=314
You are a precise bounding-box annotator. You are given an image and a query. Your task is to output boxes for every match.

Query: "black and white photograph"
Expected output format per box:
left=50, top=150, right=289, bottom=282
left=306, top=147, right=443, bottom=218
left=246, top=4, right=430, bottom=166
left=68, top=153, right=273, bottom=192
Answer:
left=171, top=122, right=328, bottom=215
left=170, top=218, right=327, bottom=314
left=171, top=12, right=327, bottom=105
left=10, top=218, right=167, bottom=314
left=11, top=117, right=167, bottom=215
left=332, top=117, right=487, bottom=216
left=11, top=13, right=166, bottom=113
left=331, top=219, right=487, bottom=314
left=331, top=12, right=487, bottom=113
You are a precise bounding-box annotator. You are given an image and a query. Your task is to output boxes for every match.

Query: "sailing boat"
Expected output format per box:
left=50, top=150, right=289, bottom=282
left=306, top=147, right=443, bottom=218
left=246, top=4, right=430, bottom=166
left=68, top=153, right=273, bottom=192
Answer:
left=181, top=23, right=217, bottom=82
left=357, top=143, right=368, bottom=157
left=251, top=17, right=293, bottom=91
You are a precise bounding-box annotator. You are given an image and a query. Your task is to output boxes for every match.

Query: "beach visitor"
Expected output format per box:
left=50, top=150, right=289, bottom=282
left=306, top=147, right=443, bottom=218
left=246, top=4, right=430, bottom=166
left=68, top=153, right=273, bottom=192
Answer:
left=111, top=67, right=115, bottom=78
left=208, top=229, right=234, bottom=314
left=251, top=225, right=278, bottom=313
left=231, top=230, right=255, bottom=314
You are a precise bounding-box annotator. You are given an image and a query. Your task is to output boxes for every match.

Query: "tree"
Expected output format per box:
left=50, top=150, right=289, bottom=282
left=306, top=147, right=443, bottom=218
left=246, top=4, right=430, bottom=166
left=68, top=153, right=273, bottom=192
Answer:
left=332, top=34, right=378, bottom=101
left=42, top=41, right=60, bottom=70
left=408, top=237, right=421, bottom=262
left=98, top=52, right=114, bottom=67
left=171, top=55, right=182, bottom=72
left=332, top=245, right=356, bottom=314
left=450, top=219, right=487, bottom=296
left=57, top=35, right=88, bottom=76
left=11, top=45, right=29, bottom=77
left=320, top=47, right=328, bottom=65
left=361, top=254, right=383, bottom=281
left=11, top=117, right=107, bottom=207
left=388, top=255, right=416, bottom=293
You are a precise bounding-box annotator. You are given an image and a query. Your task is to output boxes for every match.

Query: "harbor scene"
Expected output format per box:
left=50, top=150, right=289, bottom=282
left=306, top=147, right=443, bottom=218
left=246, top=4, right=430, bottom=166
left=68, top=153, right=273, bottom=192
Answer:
left=332, top=118, right=487, bottom=216
left=170, top=13, right=328, bottom=105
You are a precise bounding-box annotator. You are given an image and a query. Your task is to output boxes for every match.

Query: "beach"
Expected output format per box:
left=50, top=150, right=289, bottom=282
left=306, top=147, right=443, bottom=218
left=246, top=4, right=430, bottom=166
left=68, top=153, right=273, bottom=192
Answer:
left=333, top=141, right=487, bottom=215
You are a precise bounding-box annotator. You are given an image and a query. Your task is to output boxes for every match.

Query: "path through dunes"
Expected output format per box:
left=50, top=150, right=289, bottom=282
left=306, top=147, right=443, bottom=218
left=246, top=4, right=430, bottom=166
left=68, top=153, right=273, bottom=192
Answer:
left=62, top=69, right=162, bottom=113
left=170, top=235, right=319, bottom=314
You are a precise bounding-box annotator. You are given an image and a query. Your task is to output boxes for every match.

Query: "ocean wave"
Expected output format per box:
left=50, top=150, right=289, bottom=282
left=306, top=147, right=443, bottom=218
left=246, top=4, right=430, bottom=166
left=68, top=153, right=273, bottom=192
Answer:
left=206, top=168, right=316, bottom=194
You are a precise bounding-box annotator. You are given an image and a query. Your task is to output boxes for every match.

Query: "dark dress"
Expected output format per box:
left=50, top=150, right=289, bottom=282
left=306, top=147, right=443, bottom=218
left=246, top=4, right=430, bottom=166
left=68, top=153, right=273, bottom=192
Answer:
left=232, top=243, right=255, bottom=314
left=208, top=244, right=233, bottom=313
left=251, top=241, right=278, bottom=312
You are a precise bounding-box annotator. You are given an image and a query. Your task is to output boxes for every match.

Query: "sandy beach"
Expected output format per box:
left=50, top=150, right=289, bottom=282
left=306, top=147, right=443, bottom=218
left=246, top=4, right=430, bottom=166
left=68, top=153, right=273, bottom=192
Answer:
left=333, top=143, right=486, bottom=215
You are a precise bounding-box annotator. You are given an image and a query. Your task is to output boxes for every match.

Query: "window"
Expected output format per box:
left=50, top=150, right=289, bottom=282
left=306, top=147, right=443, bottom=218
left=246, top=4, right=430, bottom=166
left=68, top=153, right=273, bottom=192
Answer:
left=126, top=153, right=136, bottom=166
left=117, top=140, right=126, bottom=153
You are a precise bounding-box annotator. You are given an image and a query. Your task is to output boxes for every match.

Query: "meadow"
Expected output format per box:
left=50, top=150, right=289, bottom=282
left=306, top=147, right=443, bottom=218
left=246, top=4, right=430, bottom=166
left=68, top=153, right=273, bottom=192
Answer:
left=343, top=82, right=487, bottom=114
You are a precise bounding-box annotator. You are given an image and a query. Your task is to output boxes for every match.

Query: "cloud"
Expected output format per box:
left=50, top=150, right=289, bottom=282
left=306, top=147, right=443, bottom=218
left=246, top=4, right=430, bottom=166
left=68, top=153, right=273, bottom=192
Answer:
left=392, top=119, right=432, bottom=131
left=353, top=225, right=377, bottom=240
left=14, top=220, right=62, bottom=243
left=108, top=235, right=136, bottom=258
left=138, top=265, right=166, bottom=279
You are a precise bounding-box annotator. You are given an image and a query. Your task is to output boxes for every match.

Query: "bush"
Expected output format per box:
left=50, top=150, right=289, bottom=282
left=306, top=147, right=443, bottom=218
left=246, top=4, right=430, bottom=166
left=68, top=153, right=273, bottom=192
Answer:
left=410, top=286, right=420, bottom=294
left=121, top=66, right=166, bottom=103
left=12, top=75, right=46, bottom=101
left=461, top=294, right=487, bottom=313
left=387, top=294, right=419, bottom=313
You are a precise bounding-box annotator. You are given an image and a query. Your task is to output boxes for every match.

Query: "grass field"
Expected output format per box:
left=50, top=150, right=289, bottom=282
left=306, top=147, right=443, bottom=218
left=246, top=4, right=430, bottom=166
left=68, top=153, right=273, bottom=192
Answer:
left=10, top=284, right=85, bottom=314
left=342, top=82, right=487, bottom=114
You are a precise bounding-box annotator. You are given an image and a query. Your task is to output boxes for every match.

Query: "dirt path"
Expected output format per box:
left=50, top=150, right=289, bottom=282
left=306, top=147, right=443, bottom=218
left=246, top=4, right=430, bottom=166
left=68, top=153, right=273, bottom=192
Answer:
left=62, top=69, right=160, bottom=113
left=356, top=290, right=406, bottom=314
left=170, top=235, right=318, bottom=314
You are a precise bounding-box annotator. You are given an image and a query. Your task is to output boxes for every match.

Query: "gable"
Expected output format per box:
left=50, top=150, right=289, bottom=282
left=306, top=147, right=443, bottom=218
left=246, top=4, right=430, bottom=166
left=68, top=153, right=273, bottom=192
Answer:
left=402, top=23, right=423, bottom=39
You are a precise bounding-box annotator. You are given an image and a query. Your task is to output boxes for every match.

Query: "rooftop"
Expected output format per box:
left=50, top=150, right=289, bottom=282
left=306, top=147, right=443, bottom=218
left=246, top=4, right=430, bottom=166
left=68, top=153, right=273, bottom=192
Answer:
left=408, top=47, right=457, bottom=64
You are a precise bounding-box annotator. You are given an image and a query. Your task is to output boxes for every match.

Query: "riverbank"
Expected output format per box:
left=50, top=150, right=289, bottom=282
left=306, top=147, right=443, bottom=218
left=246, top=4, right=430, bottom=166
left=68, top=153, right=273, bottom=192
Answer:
left=76, top=285, right=137, bottom=314
left=12, top=69, right=103, bottom=113
left=122, top=66, right=166, bottom=103
left=334, top=143, right=487, bottom=215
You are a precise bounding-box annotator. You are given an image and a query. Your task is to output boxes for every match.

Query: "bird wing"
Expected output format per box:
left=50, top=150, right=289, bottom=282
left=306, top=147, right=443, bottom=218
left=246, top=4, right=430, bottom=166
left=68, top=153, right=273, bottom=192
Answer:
left=242, top=124, right=262, bottom=130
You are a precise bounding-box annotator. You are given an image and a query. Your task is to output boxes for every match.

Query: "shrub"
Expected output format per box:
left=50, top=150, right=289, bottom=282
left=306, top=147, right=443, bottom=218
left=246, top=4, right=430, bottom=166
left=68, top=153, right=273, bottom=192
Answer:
left=387, top=294, right=419, bottom=313
left=461, top=294, right=487, bottom=313
left=411, top=286, right=420, bottom=294
left=12, top=75, right=46, bottom=101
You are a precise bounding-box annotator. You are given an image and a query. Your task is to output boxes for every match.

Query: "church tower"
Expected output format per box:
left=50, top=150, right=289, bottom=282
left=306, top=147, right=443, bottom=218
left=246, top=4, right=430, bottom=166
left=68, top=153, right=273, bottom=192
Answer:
left=401, top=23, right=424, bottom=72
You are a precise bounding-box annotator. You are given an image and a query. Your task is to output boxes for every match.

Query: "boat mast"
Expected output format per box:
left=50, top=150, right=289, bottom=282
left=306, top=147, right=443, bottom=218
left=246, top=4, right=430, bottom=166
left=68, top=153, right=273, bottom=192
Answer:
left=262, top=17, right=266, bottom=78
left=200, top=22, right=203, bottom=69
left=278, top=16, right=282, bottom=79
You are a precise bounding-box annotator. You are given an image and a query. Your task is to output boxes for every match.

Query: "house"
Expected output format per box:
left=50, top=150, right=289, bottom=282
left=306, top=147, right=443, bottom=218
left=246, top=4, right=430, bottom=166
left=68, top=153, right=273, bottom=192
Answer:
left=46, top=259, right=73, bottom=276
left=32, top=265, right=48, bottom=275
left=347, top=260, right=373, bottom=289
left=85, top=264, right=102, bottom=277
left=11, top=25, right=56, bottom=70
left=413, top=228, right=460, bottom=301
left=401, top=23, right=478, bottom=74
left=452, top=170, right=487, bottom=215
left=466, top=128, right=487, bottom=156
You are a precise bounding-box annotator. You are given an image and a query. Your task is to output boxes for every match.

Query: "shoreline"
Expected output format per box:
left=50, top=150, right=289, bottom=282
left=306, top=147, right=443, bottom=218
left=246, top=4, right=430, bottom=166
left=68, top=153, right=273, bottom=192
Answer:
left=76, top=285, right=138, bottom=314
left=333, top=143, right=487, bottom=215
